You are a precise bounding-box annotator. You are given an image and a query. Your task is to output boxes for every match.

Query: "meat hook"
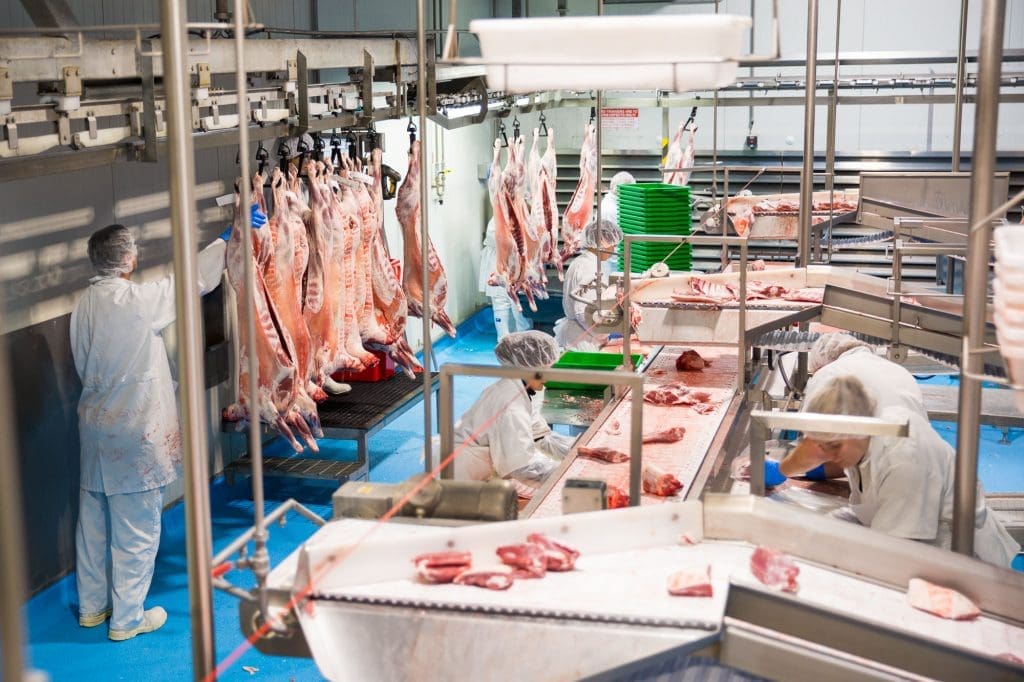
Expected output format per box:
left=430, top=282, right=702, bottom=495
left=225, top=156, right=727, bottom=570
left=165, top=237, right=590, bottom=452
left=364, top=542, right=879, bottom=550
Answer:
left=498, top=120, right=509, bottom=148
left=407, top=116, right=418, bottom=148
left=512, top=115, right=521, bottom=140
left=255, top=140, right=269, bottom=174
left=538, top=112, right=549, bottom=138
left=683, top=106, right=698, bottom=131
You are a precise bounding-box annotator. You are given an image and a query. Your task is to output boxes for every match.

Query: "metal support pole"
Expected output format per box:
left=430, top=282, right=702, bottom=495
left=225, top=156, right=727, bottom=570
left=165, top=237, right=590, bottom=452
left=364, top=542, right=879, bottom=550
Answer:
left=438, top=371, right=455, bottom=479
left=159, top=0, right=216, bottom=676
left=0, top=311, right=30, bottom=682
left=954, top=0, right=1005, bottom=557
left=594, top=0, right=604, bottom=328
left=952, top=0, right=969, bottom=172
left=738, top=239, right=748, bottom=388
left=798, top=0, right=819, bottom=268
left=231, top=0, right=276, bottom=638
left=629, top=374, right=643, bottom=506
left=417, top=0, right=435, bottom=473
left=821, top=0, right=841, bottom=264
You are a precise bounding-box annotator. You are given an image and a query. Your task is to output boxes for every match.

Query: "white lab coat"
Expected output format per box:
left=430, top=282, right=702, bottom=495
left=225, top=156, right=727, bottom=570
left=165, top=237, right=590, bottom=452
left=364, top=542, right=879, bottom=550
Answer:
left=555, top=250, right=608, bottom=351
left=71, top=240, right=227, bottom=494
left=71, top=238, right=227, bottom=632
left=479, top=218, right=530, bottom=339
left=845, top=406, right=1019, bottom=568
left=804, top=346, right=928, bottom=419
left=438, top=378, right=573, bottom=481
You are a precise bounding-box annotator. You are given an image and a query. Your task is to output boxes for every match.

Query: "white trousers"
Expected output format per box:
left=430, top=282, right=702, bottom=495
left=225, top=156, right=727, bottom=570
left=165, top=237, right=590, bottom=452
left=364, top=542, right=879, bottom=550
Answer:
left=490, top=292, right=532, bottom=340
left=76, top=487, right=163, bottom=631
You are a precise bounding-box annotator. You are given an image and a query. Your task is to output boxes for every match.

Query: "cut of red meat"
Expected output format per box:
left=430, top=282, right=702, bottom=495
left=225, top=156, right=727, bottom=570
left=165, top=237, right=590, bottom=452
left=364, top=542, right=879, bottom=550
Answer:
left=642, top=426, right=687, bottom=444
left=526, top=533, right=579, bottom=571
left=644, top=383, right=712, bottom=407
left=675, top=349, right=710, bottom=371
left=496, top=543, right=547, bottom=579
left=578, top=446, right=629, bottom=463
left=907, top=578, right=980, bottom=620
left=453, top=566, right=515, bottom=590
left=691, top=402, right=717, bottom=415
left=606, top=485, right=629, bottom=509
left=667, top=566, right=713, bottom=597
left=412, top=550, right=472, bottom=584
left=750, top=546, right=799, bottom=593
left=642, top=463, right=683, bottom=497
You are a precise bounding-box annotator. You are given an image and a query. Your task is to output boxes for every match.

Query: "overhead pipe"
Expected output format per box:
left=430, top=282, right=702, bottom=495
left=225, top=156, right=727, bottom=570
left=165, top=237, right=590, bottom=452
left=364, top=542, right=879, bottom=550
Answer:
left=953, top=0, right=1006, bottom=558
left=158, top=0, right=216, bottom=675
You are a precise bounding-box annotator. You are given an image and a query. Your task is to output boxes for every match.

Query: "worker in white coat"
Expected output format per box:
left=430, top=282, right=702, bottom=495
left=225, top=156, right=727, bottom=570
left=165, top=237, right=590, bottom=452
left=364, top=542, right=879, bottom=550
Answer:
left=768, top=333, right=929, bottom=485
left=71, top=207, right=265, bottom=640
left=554, top=219, right=624, bottom=351
left=793, top=375, right=1019, bottom=567
left=599, top=171, right=635, bottom=229
left=439, top=330, right=574, bottom=482
left=479, top=217, right=532, bottom=340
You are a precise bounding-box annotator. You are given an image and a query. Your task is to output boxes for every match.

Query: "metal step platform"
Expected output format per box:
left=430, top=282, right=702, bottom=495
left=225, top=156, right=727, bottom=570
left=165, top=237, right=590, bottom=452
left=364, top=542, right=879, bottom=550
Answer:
left=224, top=372, right=439, bottom=488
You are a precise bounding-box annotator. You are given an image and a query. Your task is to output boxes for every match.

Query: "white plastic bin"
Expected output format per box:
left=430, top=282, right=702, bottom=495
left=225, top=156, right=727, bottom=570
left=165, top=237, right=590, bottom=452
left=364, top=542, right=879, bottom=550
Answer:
left=470, top=15, right=752, bottom=93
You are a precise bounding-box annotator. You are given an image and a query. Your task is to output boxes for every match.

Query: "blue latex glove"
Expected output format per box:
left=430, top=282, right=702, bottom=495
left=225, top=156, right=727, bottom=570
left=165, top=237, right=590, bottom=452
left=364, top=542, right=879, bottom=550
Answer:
left=803, top=463, right=828, bottom=481
left=220, top=203, right=267, bottom=241
left=607, top=333, right=623, bottom=341
left=764, top=460, right=787, bottom=487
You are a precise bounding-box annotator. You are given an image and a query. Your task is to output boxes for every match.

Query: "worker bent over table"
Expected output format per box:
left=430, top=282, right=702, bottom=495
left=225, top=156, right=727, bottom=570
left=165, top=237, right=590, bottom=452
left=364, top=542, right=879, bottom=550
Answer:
left=785, top=373, right=1019, bottom=569
left=427, top=330, right=574, bottom=484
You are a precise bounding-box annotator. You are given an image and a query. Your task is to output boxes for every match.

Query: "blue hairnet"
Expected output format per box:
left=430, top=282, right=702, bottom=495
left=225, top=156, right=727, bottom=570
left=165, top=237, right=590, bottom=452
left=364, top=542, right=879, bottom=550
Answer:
left=583, top=218, right=623, bottom=249
left=495, top=330, right=560, bottom=368
left=87, top=224, right=137, bottom=278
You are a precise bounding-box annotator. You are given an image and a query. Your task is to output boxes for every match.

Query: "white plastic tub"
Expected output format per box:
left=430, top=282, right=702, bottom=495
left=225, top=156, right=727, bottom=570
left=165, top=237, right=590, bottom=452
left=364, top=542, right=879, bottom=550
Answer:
left=469, top=14, right=752, bottom=93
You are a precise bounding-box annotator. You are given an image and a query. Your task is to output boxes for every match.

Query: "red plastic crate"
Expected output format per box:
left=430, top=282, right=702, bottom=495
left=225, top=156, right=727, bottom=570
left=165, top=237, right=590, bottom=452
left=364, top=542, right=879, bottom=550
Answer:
left=331, top=348, right=396, bottom=383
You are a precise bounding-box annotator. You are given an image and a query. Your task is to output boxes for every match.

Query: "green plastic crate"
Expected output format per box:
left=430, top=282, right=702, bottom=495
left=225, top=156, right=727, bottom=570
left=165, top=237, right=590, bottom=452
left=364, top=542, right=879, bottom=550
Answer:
left=546, top=350, right=643, bottom=390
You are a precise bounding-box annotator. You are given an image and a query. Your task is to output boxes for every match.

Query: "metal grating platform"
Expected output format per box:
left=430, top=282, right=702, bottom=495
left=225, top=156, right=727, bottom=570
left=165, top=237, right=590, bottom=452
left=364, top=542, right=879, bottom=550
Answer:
left=226, top=456, right=366, bottom=484
left=318, top=372, right=439, bottom=431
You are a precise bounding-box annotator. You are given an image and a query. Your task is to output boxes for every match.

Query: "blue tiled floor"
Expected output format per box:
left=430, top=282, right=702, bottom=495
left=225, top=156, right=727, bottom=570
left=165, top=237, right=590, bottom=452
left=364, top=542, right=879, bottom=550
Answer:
left=25, top=308, right=505, bottom=681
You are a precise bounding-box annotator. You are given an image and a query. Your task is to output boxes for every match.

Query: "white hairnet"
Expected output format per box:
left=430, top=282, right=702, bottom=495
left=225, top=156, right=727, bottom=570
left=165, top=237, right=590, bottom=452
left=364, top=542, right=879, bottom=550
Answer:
left=583, top=218, right=623, bottom=249
left=808, top=333, right=870, bottom=373
left=87, top=224, right=137, bottom=278
left=609, top=171, right=636, bottom=195
left=802, top=375, right=876, bottom=442
left=495, top=330, right=560, bottom=368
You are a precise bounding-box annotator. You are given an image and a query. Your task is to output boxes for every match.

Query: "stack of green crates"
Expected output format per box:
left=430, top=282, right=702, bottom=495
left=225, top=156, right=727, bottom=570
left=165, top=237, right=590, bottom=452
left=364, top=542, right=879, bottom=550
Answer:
left=616, top=182, right=692, bottom=274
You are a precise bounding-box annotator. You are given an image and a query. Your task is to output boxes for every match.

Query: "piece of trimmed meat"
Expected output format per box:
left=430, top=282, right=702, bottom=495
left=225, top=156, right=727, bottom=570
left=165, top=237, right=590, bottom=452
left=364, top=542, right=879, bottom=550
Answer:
left=907, top=578, right=980, bottom=621
left=642, top=426, right=686, bottom=444
left=642, top=463, right=683, bottom=497
left=676, top=349, right=710, bottom=371
left=453, top=566, right=515, bottom=590
left=667, top=566, right=713, bottom=597
left=412, top=550, right=472, bottom=584
left=783, top=287, right=825, bottom=304
left=496, top=543, right=547, bottom=579
left=750, top=546, right=799, bottom=593
left=607, top=485, right=629, bottom=509
left=578, top=445, right=629, bottom=463
left=643, top=383, right=713, bottom=406
left=691, top=402, right=718, bottom=415
left=526, top=533, right=579, bottom=571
